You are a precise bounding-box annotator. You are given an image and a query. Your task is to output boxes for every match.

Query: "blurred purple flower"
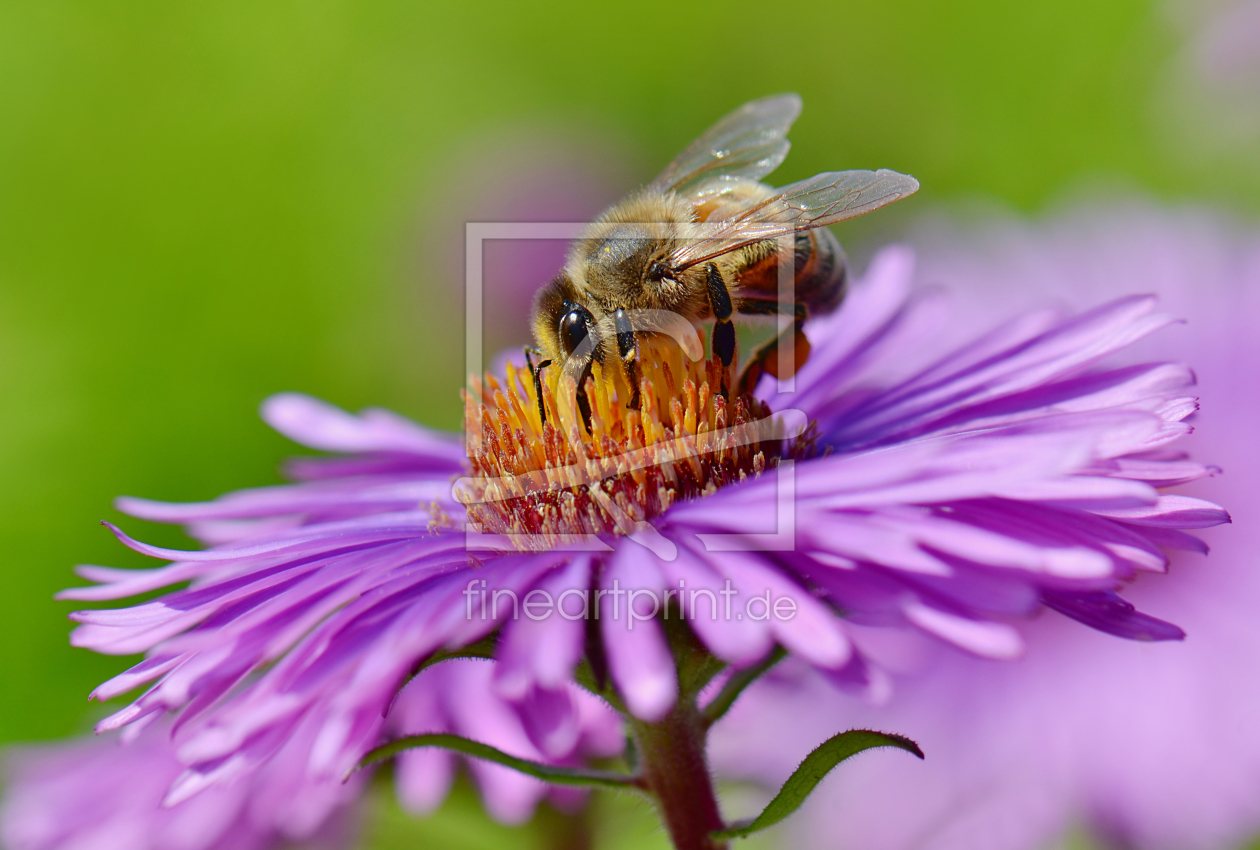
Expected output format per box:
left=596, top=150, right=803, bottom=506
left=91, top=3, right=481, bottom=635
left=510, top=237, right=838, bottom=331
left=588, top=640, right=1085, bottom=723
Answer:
left=1, top=717, right=362, bottom=850
left=1, top=657, right=619, bottom=850
left=417, top=126, right=633, bottom=350
left=1161, top=0, right=1260, bottom=158
left=0, top=210, right=1230, bottom=845
left=1183, top=0, right=1260, bottom=86
left=712, top=201, right=1260, bottom=850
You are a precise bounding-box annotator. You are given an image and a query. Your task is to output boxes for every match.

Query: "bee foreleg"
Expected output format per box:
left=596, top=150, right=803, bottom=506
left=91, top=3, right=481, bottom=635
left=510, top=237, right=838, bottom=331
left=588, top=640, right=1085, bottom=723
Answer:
left=704, top=263, right=737, bottom=369
left=613, top=307, right=641, bottom=410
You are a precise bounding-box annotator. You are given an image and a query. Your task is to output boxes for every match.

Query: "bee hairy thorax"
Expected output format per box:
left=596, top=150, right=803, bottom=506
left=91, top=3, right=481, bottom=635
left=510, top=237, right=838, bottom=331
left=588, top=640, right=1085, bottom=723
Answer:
left=567, top=186, right=847, bottom=324
left=567, top=192, right=699, bottom=314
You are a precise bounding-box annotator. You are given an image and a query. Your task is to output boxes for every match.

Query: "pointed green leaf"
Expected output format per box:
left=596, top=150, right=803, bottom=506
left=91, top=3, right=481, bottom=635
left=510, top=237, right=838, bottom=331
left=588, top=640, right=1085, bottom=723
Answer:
left=360, top=733, right=642, bottom=790
left=713, top=729, right=923, bottom=840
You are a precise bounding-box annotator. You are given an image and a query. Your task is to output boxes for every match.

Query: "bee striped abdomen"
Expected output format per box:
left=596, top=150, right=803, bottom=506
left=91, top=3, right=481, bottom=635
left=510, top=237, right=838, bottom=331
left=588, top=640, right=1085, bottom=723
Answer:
left=731, top=226, right=848, bottom=319
left=796, top=226, right=847, bottom=317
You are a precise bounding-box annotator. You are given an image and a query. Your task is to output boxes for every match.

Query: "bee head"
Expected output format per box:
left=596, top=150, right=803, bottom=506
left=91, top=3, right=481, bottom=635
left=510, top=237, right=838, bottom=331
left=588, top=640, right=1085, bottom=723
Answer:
left=531, top=272, right=600, bottom=365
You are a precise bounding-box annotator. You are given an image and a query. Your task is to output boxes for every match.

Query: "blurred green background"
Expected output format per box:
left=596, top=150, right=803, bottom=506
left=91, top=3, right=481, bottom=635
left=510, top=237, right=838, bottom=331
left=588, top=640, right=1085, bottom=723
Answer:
left=0, top=1, right=1255, bottom=847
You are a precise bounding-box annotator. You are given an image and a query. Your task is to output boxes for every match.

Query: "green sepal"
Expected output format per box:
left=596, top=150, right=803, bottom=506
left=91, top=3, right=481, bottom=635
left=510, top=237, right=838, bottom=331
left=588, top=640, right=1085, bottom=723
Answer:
left=712, top=729, right=923, bottom=840
left=359, top=732, right=642, bottom=790
left=701, top=646, right=786, bottom=729
left=414, top=634, right=498, bottom=674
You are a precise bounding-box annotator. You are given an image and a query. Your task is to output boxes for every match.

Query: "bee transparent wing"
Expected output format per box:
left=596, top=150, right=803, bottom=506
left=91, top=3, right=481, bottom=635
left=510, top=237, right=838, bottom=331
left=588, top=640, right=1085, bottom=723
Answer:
left=648, top=94, right=802, bottom=197
left=668, top=168, right=919, bottom=270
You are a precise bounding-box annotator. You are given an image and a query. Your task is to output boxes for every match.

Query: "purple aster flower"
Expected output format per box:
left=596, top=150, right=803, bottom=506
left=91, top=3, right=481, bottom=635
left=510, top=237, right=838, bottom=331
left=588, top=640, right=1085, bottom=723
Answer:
left=0, top=228, right=1223, bottom=849
left=2, top=81, right=1235, bottom=849
left=711, top=201, right=1260, bottom=850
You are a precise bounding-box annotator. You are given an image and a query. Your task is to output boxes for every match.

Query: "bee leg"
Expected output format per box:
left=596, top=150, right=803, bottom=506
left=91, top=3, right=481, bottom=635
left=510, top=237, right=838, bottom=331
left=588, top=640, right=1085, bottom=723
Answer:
left=524, top=349, right=552, bottom=425
left=573, top=358, right=595, bottom=434
left=704, top=263, right=738, bottom=396
left=736, top=302, right=809, bottom=395
left=704, top=263, right=737, bottom=368
left=576, top=382, right=593, bottom=433
left=625, top=355, right=641, bottom=411
left=614, top=307, right=641, bottom=410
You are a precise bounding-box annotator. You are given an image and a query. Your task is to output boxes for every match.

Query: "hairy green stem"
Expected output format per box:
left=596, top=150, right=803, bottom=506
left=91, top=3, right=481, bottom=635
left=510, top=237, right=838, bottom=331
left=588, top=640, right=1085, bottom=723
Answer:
left=629, top=698, right=728, bottom=850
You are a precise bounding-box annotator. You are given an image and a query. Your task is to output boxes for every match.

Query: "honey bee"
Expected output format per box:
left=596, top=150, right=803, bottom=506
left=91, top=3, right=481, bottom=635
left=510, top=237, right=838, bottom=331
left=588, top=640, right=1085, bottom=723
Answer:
left=531, top=93, right=918, bottom=406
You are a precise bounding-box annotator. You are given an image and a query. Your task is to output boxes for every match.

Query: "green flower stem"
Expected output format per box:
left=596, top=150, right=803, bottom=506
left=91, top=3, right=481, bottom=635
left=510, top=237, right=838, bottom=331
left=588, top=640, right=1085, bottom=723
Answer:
left=629, top=698, right=729, bottom=850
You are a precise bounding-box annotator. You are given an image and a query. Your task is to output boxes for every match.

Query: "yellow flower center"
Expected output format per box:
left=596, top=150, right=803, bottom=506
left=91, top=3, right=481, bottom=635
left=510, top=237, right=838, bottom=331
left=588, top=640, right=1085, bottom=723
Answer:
left=458, top=337, right=797, bottom=550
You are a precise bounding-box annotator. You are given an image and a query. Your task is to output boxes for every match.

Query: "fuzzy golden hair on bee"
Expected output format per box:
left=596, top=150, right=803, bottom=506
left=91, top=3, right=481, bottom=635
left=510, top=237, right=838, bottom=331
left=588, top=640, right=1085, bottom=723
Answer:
left=563, top=192, right=700, bottom=314
left=530, top=272, right=584, bottom=366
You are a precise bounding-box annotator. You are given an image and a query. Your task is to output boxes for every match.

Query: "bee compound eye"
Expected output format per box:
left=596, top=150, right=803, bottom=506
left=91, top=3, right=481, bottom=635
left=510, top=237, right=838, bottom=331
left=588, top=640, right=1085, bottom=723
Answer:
left=558, top=307, right=591, bottom=356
